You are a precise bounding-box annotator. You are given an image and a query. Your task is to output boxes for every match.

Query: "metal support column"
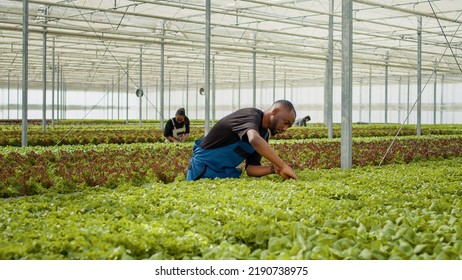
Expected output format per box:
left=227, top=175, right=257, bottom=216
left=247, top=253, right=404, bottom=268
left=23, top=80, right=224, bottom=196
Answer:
left=51, top=38, right=55, bottom=127
left=139, top=46, right=143, bottom=127
left=212, top=55, right=216, bottom=125
left=384, top=52, right=389, bottom=124
left=253, top=33, right=257, bottom=108
left=7, top=70, right=10, bottom=119
left=57, top=64, right=60, bottom=123
left=41, top=6, right=47, bottom=132
left=156, top=79, right=159, bottom=120
left=60, top=67, right=64, bottom=120
left=186, top=65, right=189, bottom=115
left=160, top=21, right=165, bottom=129
left=118, top=68, right=120, bottom=120
left=63, top=75, right=66, bottom=119
left=273, top=58, right=276, bottom=103
left=440, top=74, right=444, bottom=124
left=398, top=76, right=402, bottom=123
left=433, top=63, right=437, bottom=125
left=111, top=76, right=114, bottom=120
left=324, top=0, right=334, bottom=138
left=407, top=74, right=410, bottom=124
left=168, top=76, right=171, bottom=118
left=17, top=76, right=19, bottom=119
left=21, top=0, right=29, bottom=147
left=359, top=79, right=363, bottom=122
left=126, top=59, right=129, bottom=124
left=368, top=67, right=372, bottom=124
left=145, top=83, right=148, bottom=120
left=106, top=82, right=109, bottom=120
left=205, top=0, right=211, bottom=134
left=341, top=0, right=353, bottom=169
left=238, top=68, right=241, bottom=109
left=417, top=16, right=422, bottom=136
left=195, top=83, right=198, bottom=119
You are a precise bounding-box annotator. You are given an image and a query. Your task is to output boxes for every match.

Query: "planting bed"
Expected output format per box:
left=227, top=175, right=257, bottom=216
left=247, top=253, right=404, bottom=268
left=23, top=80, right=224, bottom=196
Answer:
left=1, top=123, right=461, bottom=259
left=0, top=157, right=461, bottom=259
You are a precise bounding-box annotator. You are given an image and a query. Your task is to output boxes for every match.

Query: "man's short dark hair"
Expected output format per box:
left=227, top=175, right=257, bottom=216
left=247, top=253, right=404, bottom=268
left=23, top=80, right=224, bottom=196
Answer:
left=304, top=115, right=311, bottom=121
left=273, top=100, right=296, bottom=117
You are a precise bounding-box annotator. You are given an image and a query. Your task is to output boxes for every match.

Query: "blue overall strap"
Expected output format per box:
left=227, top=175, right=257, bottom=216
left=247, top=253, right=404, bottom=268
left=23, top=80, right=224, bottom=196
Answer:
left=186, top=138, right=256, bottom=181
left=263, top=130, right=269, bottom=141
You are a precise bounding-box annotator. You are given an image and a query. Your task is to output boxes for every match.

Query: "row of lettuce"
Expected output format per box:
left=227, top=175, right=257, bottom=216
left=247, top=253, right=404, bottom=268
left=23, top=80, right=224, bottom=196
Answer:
left=0, top=157, right=460, bottom=259
left=1, top=123, right=462, bottom=146
left=1, top=135, right=461, bottom=198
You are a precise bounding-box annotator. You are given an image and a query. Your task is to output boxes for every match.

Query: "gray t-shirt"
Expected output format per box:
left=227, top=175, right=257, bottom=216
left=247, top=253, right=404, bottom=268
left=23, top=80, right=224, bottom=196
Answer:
left=199, top=108, right=269, bottom=166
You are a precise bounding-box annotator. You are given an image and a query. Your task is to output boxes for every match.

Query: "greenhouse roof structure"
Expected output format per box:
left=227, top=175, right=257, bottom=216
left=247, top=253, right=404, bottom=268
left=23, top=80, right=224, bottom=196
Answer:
left=0, top=0, right=461, bottom=92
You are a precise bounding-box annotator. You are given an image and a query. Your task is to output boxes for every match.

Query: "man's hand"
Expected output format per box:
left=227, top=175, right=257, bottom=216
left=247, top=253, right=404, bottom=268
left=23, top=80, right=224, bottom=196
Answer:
left=274, top=164, right=297, bottom=180
left=246, top=129, right=297, bottom=180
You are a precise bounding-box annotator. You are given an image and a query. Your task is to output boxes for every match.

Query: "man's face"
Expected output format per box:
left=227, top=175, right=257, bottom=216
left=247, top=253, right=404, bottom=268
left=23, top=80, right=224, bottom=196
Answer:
left=269, top=108, right=296, bottom=136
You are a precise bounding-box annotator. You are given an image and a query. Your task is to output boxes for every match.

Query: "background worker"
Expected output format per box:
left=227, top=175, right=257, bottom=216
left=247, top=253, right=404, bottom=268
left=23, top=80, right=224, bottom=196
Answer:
left=294, top=115, right=311, bottom=126
left=164, top=108, right=190, bottom=142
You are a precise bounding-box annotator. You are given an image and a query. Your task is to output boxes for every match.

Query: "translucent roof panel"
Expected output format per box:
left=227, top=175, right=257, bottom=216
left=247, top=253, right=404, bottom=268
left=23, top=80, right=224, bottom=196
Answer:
left=0, top=0, right=461, bottom=92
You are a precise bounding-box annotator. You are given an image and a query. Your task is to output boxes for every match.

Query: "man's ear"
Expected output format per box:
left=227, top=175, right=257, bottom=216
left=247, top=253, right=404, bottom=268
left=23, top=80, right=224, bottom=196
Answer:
left=271, top=107, right=280, bottom=116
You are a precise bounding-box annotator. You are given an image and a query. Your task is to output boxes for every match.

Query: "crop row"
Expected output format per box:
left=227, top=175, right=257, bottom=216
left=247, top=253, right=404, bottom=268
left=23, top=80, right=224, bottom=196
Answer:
left=0, top=119, right=205, bottom=126
left=1, top=135, right=461, bottom=198
left=1, top=123, right=461, bottom=146
left=0, top=157, right=460, bottom=259
left=0, top=127, right=169, bottom=146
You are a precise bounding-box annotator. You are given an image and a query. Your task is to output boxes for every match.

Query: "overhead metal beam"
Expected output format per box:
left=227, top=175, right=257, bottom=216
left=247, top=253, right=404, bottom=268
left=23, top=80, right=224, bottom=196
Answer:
left=0, top=0, right=461, bottom=117
left=354, top=0, right=462, bottom=25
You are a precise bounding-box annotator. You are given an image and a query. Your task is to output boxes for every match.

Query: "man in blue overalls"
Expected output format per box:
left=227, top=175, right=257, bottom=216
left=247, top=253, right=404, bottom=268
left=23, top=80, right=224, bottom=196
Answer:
left=186, top=100, right=298, bottom=181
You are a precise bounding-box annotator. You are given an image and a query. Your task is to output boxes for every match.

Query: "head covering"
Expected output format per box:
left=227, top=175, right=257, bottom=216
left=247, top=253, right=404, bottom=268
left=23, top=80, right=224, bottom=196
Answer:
left=176, top=108, right=186, bottom=116
left=304, top=115, right=311, bottom=121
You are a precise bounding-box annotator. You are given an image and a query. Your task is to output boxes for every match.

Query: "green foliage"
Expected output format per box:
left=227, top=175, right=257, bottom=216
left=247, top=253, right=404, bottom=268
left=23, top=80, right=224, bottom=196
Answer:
left=274, top=123, right=462, bottom=140
left=0, top=143, right=192, bottom=197
left=1, top=123, right=461, bottom=146
left=0, top=157, right=461, bottom=260
left=1, top=135, right=462, bottom=198
left=1, top=123, right=461, bottom=259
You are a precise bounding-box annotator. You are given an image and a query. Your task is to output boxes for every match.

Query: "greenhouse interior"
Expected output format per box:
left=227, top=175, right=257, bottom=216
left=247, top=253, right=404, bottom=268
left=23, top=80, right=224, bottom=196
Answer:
left=1, top=0, right=462, bottom=264
left=1, top=0, right=461, bottom=126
